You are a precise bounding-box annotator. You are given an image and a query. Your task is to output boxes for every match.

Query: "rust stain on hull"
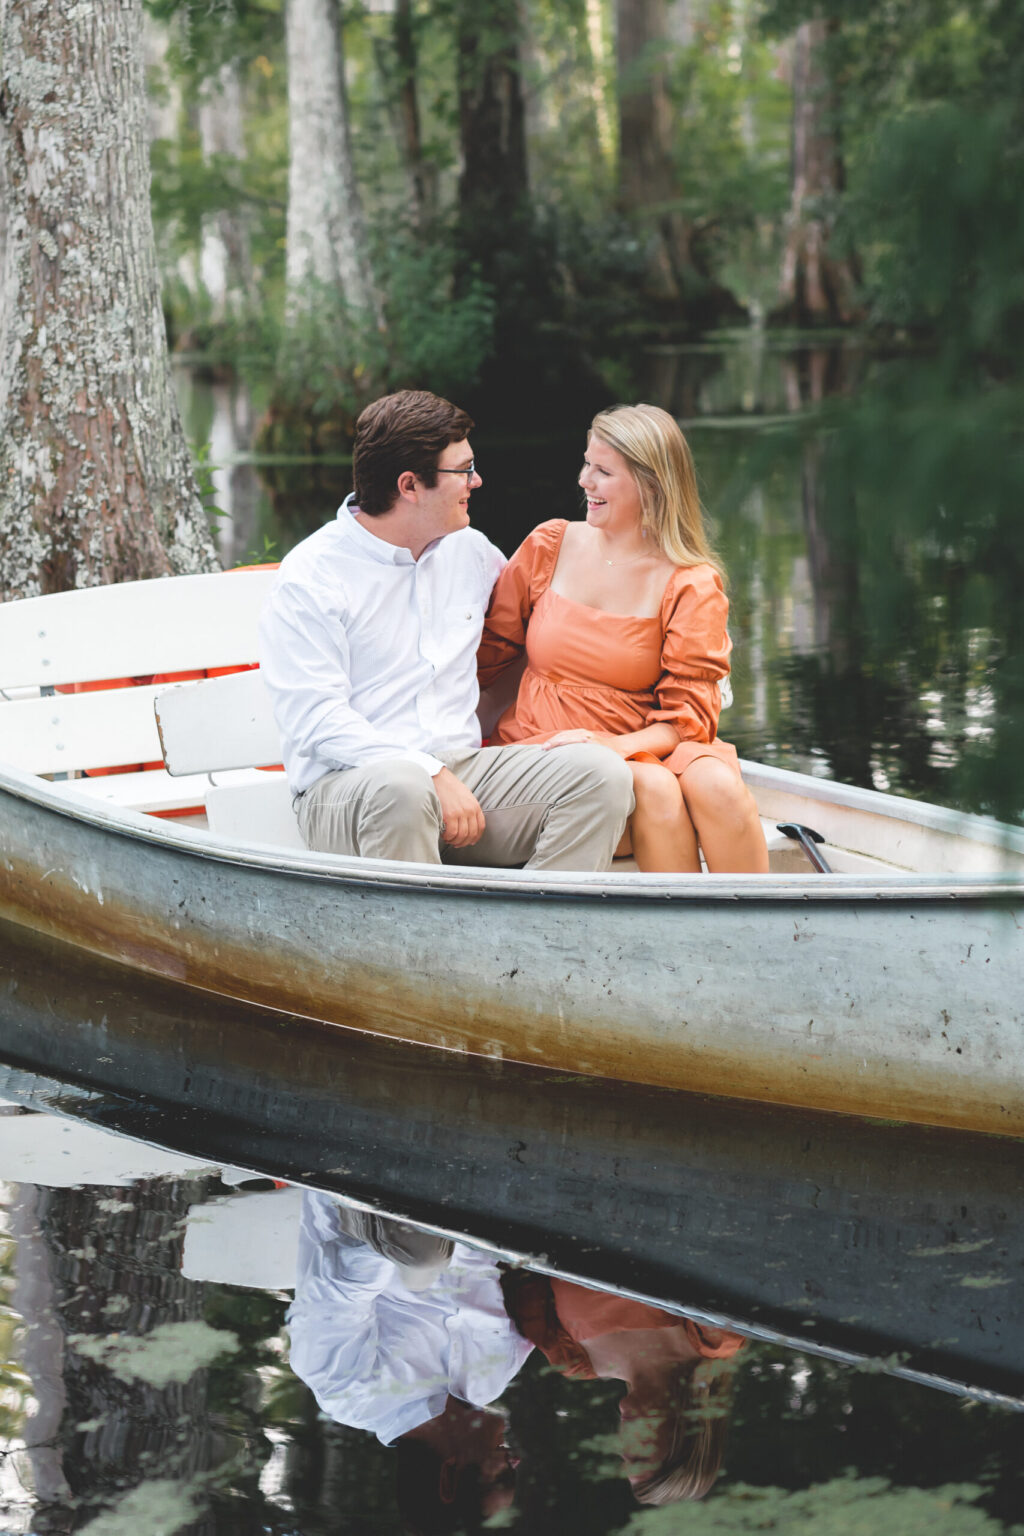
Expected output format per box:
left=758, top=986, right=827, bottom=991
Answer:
left=2, top=829, right=1023, bottom=1142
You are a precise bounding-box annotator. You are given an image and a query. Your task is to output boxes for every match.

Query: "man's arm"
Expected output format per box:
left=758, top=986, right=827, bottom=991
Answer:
left=287, top=1194, right=447, bottom=1440
left=258, top=577, right=444, bottom=779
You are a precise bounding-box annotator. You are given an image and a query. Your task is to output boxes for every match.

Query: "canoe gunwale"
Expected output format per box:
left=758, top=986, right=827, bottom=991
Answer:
left=3, top=762, right=1024, bottom=905
left=738, top=758, right=1024, bottom=857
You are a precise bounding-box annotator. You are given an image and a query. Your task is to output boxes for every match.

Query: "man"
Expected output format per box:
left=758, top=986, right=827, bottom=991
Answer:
left=287, top=1192, right=531, bottom=1533
left=258, top=390, right=633, bottom=868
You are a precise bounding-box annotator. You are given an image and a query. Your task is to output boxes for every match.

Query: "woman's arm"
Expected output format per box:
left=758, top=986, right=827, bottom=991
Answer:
left=648, top=566, right=731, bottom=742
left=477, top=520, right=566, bottom=688
left=541, top=722, right=681, bottom=759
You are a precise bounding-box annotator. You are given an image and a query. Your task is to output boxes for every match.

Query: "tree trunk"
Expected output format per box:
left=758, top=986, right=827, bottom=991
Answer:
left=454, top=0, right=531, bottom=288
left=615, top=0, right=690, bottom=303
left=0, top=0, right=218, bottom=601
left=198, top=60, right=257, bottom=322
left=371, top=0, right=438, bottom=233
left=17, top=1179, right=234, bottom=1530
left=584, top=0, right=616, bottom=168
left=778, top=18, right=859, bottom=325
left=284, top=0, right=381, bottom=325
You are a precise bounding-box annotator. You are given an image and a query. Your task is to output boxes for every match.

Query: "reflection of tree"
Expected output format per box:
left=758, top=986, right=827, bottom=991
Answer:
left=13, top=1178, right=278, bottom=1535
left=762, top=349, right=1019, bottom=812
left=623, top=1477, right=1020, bottom=1533
left=503, top=1356, right=632, bottom=1535
left=278, top=1415, right=399, bottom=1536
left=730, top=1346, right=1024, bottom=1523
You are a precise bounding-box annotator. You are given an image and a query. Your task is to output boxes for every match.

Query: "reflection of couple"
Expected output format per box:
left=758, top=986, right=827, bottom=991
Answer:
left=287, top=1195, right=746, bottom=1532
left=286, top=1195, right=527, bottom=1534
left=259, top=390, right=768, bottom=875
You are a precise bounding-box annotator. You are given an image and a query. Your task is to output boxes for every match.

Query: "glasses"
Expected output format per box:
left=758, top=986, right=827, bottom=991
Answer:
left=434, top=460, right=476, bottom=485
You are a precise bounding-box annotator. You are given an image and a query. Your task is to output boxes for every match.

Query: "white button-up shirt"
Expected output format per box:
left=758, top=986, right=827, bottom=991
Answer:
left=258, top=499, right=507, bottom=796
left=287, top=1193, right=533, bottom=1446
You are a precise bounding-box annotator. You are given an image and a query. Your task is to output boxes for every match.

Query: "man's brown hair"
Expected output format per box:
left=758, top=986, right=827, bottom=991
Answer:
left=353, top=390, right=474, bottom=515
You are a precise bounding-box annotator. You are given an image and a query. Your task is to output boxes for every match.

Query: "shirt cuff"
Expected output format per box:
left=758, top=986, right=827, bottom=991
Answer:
left=405, top=749, right=446, bottom=778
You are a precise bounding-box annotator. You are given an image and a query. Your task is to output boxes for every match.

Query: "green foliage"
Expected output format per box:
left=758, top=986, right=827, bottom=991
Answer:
left=191, top=439, right=227, bottom=527
left=672, top=3, right=791, bottom=226
left=622, top=1476, right=1024, bottom=1534
left=375, top=238, right=497, bottom=400
left=144, top=0, right=284, bottom=83
left=851, top=103, right=1024, bottom=358
left=233, top=243, right=496, bottom=429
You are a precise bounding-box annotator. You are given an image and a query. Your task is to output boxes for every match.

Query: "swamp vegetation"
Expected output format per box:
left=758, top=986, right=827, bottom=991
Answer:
left=0, top=0, right=1022, bottom=819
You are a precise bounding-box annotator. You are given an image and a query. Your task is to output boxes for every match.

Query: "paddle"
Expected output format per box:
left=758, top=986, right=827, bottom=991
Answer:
left=777, top=823, right=832, bottom=873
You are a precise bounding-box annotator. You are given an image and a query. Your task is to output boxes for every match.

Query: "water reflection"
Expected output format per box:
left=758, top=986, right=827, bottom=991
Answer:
left=289, top=1194, right=526, bottom=1530
left=1, top=1107, right=1023, bottom=1534
left=170, top=333, right=1023, bottom=822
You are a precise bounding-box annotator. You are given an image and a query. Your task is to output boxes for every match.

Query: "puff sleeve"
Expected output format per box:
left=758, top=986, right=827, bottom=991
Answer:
left=477, top=519, right=566, bottom=687
left=647, top=565, right=732, bottom=744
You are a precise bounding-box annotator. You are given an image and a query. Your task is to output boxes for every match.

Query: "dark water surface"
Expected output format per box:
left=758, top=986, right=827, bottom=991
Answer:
left=2, top=915, right=1024, bottom=1533
left=0, top=336, right=1020, bottom=1531
left=1, top=1096, right=1023, bottom=1535
left=176, top=330, right=1022, bottom=823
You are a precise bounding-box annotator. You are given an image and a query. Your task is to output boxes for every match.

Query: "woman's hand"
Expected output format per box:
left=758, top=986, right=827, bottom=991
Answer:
left=542, top=729, right=624, bottom=755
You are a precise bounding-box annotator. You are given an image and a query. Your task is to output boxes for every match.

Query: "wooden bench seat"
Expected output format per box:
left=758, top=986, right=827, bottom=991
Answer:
left=0, top=570, right=276, bottom=692
left=0, top=569, right=279, bottom=817
left=45, top=766, right=280, bottom=818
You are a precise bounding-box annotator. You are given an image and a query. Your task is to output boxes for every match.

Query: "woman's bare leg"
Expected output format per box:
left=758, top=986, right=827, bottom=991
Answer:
left=624, top=761, right=701, bottom=872
left=679, top=758, right=769, bottom=873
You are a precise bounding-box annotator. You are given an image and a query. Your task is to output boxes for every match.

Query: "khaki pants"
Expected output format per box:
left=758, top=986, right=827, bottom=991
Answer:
left=327, top=1198, right=455, bottom=1292
left=297, top=742, right=634, bottom=871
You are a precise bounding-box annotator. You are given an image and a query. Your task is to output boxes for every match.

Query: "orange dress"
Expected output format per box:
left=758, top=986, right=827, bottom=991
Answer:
left=500, top=1270, right=746, bottom=1379
left=477, top=519, right=740, bottom=780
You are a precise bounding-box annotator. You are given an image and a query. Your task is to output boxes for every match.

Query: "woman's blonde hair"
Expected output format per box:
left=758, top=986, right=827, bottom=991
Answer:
left=630, top=1355, right=736, bottom=1505
left=589, top=403, right=724, bottom=579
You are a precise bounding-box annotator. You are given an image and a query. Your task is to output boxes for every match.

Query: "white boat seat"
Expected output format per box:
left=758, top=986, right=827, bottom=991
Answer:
left=0, top=567, right=278, bottom=813
left=153, top=670, right=304, bottom=846
left=204, top=773, right=305, bottom=849
left=46, top=767, right=277, bottom=817
left=3, top=682, right=170, bottom=776
left=155, top=668, right=282, bottom=776
left=0, top=569, right=276, bottom=691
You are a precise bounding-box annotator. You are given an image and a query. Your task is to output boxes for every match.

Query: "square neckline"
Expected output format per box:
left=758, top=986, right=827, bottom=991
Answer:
left=545, top=519, right=667, bottom=623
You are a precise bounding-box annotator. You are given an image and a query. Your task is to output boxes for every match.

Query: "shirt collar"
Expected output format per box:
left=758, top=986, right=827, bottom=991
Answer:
left=336, top=492, right=417, bottom=566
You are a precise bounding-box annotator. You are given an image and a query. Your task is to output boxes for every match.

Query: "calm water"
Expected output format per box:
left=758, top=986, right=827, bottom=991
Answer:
left=0, top=1100, right=1022, bottom=1535
left=0, top=335, right=1020, bottom=1531
left=174, top=330, right=1021, bottom=823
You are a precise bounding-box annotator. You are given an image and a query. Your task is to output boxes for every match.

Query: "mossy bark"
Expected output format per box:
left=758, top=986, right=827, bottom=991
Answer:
left=0, top=0, right=219, bottom=600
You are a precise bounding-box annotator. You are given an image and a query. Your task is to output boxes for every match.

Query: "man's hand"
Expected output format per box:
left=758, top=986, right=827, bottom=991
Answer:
left=433, top=766, right=486, bottom=848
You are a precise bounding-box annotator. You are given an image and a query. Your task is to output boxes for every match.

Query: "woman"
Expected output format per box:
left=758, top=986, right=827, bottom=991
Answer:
left=501, top=1269, right=745, bottom=1504
left=477, top=403, right=769, bottom=873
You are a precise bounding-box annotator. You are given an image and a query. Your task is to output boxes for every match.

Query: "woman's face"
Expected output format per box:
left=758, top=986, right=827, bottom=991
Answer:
left=578, top=435, right=644, bottom=533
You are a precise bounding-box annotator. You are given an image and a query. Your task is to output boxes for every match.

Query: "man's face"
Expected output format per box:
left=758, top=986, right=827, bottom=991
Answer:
left=416, top=438, right=481, bottom=543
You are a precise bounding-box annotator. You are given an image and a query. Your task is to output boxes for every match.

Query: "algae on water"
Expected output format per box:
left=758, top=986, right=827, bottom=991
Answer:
left=69, top=1320, right=238, bottom=1386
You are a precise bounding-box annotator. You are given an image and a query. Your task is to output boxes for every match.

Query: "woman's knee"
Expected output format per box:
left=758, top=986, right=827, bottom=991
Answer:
left=681, top=762, right=757, bottom=823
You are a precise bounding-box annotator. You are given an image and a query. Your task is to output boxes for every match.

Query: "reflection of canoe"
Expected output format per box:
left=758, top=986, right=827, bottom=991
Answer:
left=2, top=916, right=1023, bottom=1408
left=2, top=571, right=1024, bottom=1137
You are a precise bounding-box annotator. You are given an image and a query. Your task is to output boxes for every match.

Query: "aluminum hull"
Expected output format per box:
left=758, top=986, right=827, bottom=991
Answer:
left=2, top=920, right=1023, bottom=1405
left=2, top=763, right=1023, bottom=1136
